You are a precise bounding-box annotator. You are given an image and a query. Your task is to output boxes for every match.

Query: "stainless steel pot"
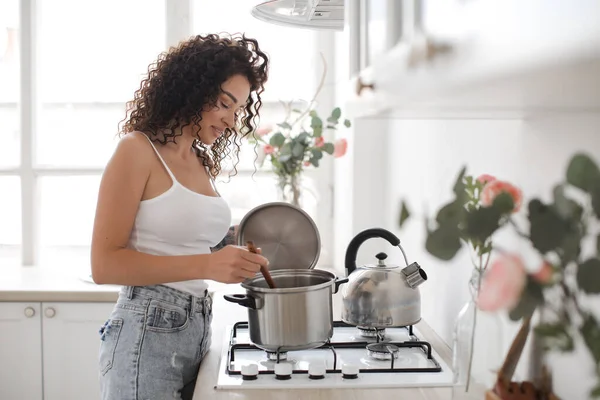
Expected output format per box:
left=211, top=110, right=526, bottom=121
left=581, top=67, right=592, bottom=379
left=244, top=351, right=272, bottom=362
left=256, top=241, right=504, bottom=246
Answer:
left=224, top=269, right=348, bottom=352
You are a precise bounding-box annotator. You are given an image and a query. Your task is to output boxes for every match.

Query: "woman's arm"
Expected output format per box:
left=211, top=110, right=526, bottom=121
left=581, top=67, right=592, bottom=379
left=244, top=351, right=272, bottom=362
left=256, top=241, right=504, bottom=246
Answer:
left=90, top=134, right=266, bottom=286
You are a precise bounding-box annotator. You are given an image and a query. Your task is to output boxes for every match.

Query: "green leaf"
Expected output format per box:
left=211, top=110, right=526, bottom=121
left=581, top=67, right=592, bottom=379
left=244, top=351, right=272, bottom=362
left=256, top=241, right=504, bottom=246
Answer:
left=577, top=258, right=600, bottom=294
left=464, top=206, right=502, bottom=243
left=425, top=226, right=462, bottom=261
left=292, top=108, right=303, bottom=113
left=269, top=132, right=286, bottom=147
left=309, top=110, right=318, bottom=117
left=322, top=143, right=334, bottom=155
left=278, top=154, right=291, bottom=163
left=492, top=191, right=515, bottom=214
left=528, top=199, right=567, bottom=254
left=292, top=142, right=305, bottom=158
left=591, top=385, right=600, bottom=399
left=509, top=277, right=544, bottom=321
left=553, top=184, right=583, bottom=220
left=566, top=153, right=600, bottom=192
left=591, top=177, right=600, bottom=218
left=534, top=322, right=574, bottom=352
left=435, top=200, right=464, bottom=226
left=309, top=157, right=320, bottom=167
left=311, top=115, right=323, bottom=131
left=326, top=125, right=337, bottom=130
left=277, top=122, right=292, bottom=130
left=313, top=126, right=323, bottom=137
left=580, top=314, right=600, bottom=364
left=310, top=149, right=323, bottom=160
left=453, top=166, right=467, bottom=197
left=398, top=201, right=411, bottom=229
left=344, top=119, right=351, bottom=128
left=297, top=132, right=310, bottom=144
left=330, top=107, right=341, bottom=121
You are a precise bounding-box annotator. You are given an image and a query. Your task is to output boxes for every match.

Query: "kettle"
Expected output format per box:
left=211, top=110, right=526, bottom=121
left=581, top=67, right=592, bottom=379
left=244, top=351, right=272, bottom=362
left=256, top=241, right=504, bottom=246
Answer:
left=341, top=228, right=428, bottom=329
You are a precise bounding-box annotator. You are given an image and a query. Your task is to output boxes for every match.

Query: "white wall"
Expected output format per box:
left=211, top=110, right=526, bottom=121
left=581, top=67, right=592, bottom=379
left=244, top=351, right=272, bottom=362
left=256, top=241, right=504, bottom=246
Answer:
left=378, top=113, right=600, bottom=400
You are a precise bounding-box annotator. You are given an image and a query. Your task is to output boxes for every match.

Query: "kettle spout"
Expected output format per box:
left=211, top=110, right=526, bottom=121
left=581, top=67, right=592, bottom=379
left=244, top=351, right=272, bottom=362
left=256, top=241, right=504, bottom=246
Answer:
left=401, top=262, right=428, bottom=289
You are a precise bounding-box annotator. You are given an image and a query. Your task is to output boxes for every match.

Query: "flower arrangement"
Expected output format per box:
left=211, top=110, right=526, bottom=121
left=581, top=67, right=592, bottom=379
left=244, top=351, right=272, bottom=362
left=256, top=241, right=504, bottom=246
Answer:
left=398, top=153, right=600, bottom=398
left=247, top=55, right=350, bottom=207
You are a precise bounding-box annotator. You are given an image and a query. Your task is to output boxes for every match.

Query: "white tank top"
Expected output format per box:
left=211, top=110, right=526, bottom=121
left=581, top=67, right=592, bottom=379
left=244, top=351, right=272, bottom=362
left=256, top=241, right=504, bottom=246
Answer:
left=127, top=134, right=232, bottom=296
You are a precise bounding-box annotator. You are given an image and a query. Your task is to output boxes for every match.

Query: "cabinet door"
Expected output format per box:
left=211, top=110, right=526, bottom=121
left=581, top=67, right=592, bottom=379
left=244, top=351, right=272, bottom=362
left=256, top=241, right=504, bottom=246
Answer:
left=42, top=302, right=115, bottom=400
left=0, top=302, right=43, bottom=400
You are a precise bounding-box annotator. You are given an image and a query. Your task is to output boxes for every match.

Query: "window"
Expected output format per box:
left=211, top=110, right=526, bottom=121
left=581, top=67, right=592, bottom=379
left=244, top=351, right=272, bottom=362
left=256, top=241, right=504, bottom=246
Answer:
left=1, top=0, right=332, bottom=269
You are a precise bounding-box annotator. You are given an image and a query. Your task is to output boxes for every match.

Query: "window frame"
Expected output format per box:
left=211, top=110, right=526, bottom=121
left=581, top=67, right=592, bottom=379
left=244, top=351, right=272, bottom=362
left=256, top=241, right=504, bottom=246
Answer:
left=1, top=0, right=336, bottom=267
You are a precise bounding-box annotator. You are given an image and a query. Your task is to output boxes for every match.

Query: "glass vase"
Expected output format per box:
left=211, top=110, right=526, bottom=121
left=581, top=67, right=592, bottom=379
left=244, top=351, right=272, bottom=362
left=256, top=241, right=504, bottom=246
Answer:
left=277, top=173, right=302, bottom=207
left=452, top=269, right=504, bottom=399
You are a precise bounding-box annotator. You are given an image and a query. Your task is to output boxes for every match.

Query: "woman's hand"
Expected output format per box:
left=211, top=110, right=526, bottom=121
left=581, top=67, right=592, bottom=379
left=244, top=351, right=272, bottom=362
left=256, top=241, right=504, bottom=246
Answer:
left=207, top=245, right=268, bottom=283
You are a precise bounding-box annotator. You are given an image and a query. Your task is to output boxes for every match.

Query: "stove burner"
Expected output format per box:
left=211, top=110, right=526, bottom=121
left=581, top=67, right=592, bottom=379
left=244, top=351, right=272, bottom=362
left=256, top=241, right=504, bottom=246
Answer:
left=266, top=351, right=287, bottom=361
left=366, top=343, right=400, bottom=360
left=358, top=326, right=386, bottom=339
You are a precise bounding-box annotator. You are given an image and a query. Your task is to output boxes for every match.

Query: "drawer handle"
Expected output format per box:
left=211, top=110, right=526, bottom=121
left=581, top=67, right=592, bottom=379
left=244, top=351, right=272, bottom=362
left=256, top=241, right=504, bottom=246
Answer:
left=24, top=307, right=36, bottom=318
left=44, top=307, right=56, bottom=318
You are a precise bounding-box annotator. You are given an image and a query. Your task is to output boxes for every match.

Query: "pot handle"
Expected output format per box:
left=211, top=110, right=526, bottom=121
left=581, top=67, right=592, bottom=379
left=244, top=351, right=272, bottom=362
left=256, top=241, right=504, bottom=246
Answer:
left=223, top=294, right=258, bottom=310
left=333, top=277, right=349, bottom=294
left=344, top=228, right=401, bottom=276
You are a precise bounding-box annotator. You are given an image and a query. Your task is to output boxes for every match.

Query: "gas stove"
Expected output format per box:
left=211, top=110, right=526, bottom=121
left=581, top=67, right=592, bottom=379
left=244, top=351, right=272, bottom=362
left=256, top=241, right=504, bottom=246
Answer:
left=215, top=321, right=454, bottom=389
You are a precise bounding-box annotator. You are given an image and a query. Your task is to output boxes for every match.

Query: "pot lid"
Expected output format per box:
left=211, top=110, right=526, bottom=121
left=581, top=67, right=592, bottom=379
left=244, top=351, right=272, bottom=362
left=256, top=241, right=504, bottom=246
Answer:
left=237, top=202, right=321, bottom=270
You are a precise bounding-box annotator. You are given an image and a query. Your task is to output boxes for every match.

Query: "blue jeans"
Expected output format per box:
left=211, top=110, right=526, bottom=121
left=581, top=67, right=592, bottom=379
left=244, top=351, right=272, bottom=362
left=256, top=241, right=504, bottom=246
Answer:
left=98, top=285, right=213, bottom=400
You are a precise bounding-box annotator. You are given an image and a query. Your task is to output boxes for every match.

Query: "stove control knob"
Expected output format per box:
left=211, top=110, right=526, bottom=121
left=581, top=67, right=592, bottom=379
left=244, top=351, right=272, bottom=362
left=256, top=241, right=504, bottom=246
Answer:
left=342, top=363, right=359, bottom=379
left=274, top=362, right=293, bottom=380
left=308, top=362, right=326, bottom=380
left=241, top=363, right=258, bottom=381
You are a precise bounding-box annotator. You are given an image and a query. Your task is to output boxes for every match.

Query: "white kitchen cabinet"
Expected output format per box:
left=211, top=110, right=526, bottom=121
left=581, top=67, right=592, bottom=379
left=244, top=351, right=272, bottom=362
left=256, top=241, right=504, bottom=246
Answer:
left=0, top=302, right=114, bottom=400
left=345, top=0, right=600, bottom=118
left=0, top=303, right=43, bottom=400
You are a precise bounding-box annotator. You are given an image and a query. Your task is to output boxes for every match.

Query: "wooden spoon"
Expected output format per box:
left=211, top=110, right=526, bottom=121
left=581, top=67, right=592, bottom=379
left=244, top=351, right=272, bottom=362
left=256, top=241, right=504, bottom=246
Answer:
left=246, top=241, right=276, bottom=289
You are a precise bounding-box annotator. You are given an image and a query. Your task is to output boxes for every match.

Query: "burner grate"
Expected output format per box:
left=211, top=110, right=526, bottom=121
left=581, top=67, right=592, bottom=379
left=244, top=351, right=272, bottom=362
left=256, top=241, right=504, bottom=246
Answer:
left=225, top=321, right=441, bottom=376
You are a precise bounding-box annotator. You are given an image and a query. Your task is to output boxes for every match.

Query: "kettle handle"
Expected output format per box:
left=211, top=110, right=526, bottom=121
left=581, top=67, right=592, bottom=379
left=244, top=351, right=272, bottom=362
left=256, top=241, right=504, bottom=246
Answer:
left=344, top=228, right=402, bottom=276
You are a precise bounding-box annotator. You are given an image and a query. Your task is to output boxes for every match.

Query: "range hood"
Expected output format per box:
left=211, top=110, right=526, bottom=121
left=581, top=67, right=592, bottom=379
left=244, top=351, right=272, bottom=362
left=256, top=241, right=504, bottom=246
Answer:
left=251, top=0, right=344, bottom=30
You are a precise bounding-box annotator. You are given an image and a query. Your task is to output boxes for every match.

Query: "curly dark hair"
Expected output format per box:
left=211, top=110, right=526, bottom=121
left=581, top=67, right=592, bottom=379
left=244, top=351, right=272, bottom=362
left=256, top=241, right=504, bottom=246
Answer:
left=119, top=33, right=269, bottom=179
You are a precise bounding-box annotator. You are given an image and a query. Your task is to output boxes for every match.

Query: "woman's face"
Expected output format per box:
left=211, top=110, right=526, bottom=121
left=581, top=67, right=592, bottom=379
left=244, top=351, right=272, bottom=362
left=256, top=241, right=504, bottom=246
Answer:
left=197, top=74, right=251, bottom=145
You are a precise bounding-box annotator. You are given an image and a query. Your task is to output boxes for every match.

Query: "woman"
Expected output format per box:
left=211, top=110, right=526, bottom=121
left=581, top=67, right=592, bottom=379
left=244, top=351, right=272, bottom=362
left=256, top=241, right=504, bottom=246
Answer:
left=91, top=33, right=270, bottom=400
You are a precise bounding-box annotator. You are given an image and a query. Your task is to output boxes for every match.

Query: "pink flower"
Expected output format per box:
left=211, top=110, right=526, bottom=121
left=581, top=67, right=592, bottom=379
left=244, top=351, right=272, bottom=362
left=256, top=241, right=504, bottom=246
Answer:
left=303, top=161, right=311, bottom=167
left=532, top=261, right=554, bottom=284
left=255, top=124, right=273, bottom=137
left=334, top=138, right=347, bottom=158
left=481, top=180, right=523, bottom=212
left=477, top=174, right=496, bottom=185
left=314, top=137, right=325, bottom=148
left=477, top=254, right=527, bottom=312
left=263, top=144, right=275, bottom=155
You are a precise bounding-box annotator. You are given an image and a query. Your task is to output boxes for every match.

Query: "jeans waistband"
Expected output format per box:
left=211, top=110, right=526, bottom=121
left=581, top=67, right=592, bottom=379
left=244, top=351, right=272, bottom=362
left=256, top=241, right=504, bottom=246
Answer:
left=120, top=284, right=212, bottom=314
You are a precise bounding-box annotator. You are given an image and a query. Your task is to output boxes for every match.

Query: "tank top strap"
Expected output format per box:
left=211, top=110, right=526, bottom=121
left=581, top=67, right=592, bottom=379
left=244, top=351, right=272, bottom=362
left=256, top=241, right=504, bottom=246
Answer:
left=141, top=133, right=177, bottom=182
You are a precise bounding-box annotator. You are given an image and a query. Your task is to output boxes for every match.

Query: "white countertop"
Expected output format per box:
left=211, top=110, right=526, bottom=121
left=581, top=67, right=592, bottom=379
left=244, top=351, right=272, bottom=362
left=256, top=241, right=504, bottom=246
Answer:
left=0, top=265, right=229, bottom=302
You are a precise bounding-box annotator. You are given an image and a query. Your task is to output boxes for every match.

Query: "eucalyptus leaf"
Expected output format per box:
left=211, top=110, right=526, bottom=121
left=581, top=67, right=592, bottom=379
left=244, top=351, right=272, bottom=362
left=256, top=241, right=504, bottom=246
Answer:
left=453, top=166, right=467, bottom=197
left=580, top=314, right=600, bottom=364
left=508, top=277, right=544, bottom=321
left=310, top=149, right=323, bottom=160
left=309, top=157, right=320, bottom=167
left=425, top=226, right=462, bottom=261
left=566, top=153, right=600, bottom=192
left=269, top=132, right=286, bottom=147
left=330, top=107, right=341, bottom=121
left=278, top=154, right=291, bottom=163
left=344, top=119, right=351, bottom=128
left=528, top=199, right=567, bottom=254
left=292, top=142, right=305, bottom=158
left=311, top=115, right=323, bottom=130
left=277, top=122, right=292, bottom=130
left=313, top=126, right=323, bottom=137
left=322, top=143, right=334, bottom=155
left=297, top=132, right=310, bottom=144
left=577, top=258, right=600, bottom=294
left=534, top=322, right=574, bottom=352
left=398, top=201, right=411, bottom=228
